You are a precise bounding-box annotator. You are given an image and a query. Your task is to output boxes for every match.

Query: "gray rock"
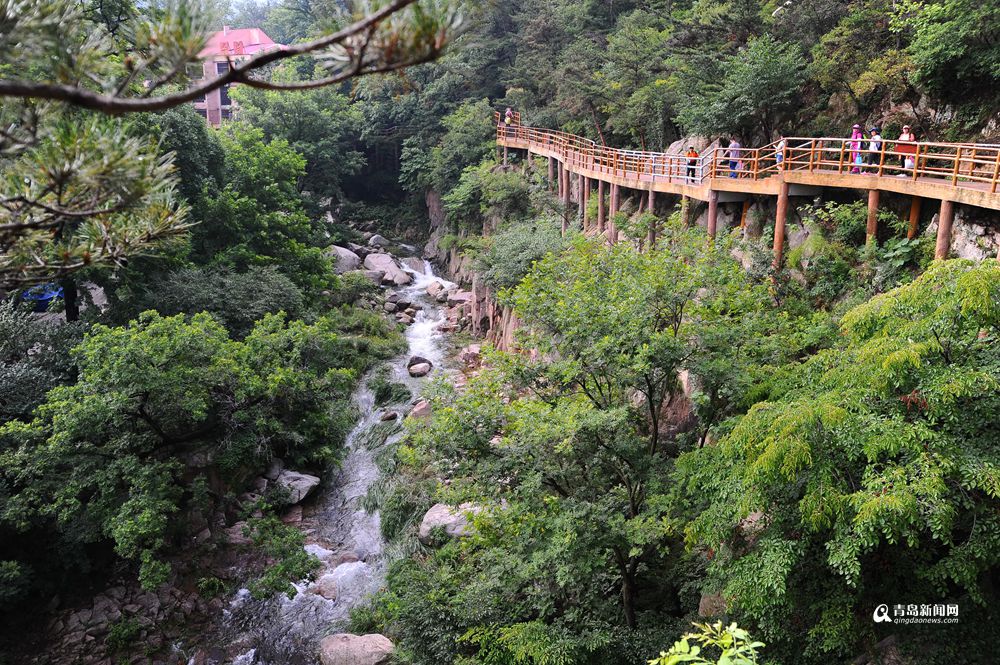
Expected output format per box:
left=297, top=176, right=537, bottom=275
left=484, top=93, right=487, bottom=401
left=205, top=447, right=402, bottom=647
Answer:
left=275, top=470, right=321, bottom=504
left=426, top=281, right=446, bottom=298
left=383, top=302, right=397, bottom=313
left=417, top=503, right=481, bottom=545
left=319, top=633, right=393, bottom=665
left=225, top=522, right=251, bottom=546
left=329, top=246, right=361, bottom=274
left=368, top=234, right=391, bottom=248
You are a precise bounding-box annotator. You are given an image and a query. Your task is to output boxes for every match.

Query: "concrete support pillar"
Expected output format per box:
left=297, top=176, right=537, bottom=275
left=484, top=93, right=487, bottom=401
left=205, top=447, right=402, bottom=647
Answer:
left=548, top=157, right=555, bottom=191
left=646, top=190, right=656, bottom=250
left=560, top=165, right=571, bottom=236
left=681, top=195, right=690, bottom=227
left=609, top=184, right=620, bottom=243
left=739, top=199, right=751, bottom=229
left=907, top=196, right=922, bottom=239
left=597, top=180, right=606, bottom=232
left=503, top=145, right=508, bottom=166
left=707, top=189, right=719, bottom=238
left=772, top=181, right=790, bottom=270
left=935, top=200, right=954, bottom=260
left=582, top=177, right=590, bottom=229
left=866, top=189, right=880, bottom=242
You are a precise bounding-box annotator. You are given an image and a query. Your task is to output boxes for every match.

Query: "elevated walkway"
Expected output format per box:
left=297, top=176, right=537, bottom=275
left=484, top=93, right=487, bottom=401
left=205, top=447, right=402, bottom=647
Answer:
left=495, top=111, right=1000, bottom=263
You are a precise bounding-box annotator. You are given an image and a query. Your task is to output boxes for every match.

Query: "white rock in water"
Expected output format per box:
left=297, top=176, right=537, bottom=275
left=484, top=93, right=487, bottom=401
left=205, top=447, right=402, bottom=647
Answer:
left=319, top=633, right=393, bottom=665
left=408, top=362, right=432, bottom=377
left=274, top=470, right=321, bottom=504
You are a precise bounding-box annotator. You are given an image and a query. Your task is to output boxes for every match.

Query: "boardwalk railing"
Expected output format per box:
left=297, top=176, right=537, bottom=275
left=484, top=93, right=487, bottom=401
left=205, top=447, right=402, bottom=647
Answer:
left=495, top=112, right=1000, bottom=196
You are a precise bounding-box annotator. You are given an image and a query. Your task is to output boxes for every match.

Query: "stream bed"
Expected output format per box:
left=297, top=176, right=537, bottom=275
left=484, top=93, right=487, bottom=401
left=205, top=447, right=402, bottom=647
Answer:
left=216, top=260, right=455, bottom=664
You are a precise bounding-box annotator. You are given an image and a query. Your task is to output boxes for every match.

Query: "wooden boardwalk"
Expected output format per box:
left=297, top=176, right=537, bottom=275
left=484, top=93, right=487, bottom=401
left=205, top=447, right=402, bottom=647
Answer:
left=495, top=112, right=1000, bottom=263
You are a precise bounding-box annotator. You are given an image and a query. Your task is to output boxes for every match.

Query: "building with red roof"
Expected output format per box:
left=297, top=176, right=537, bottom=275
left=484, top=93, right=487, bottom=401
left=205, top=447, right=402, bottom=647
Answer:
left=192, top=27, right=284, bottom=126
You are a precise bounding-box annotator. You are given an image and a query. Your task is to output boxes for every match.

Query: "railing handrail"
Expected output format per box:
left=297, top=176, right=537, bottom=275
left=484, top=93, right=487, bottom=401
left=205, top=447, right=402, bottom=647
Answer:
left=497, top=117, right=1000, bottom=194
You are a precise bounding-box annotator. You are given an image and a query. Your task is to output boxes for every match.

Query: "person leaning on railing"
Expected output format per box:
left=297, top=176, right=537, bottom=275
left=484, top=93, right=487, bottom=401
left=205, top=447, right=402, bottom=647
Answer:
left=686, top=146, right=699, bottom=182
left=775, top=135, right=786, bottom=170
left=896, top=124, right=917, bottom=175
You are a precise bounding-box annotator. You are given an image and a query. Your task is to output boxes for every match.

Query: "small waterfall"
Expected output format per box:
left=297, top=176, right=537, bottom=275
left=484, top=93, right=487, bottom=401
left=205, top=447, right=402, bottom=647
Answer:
left=217, top=259, right=456, bottom=664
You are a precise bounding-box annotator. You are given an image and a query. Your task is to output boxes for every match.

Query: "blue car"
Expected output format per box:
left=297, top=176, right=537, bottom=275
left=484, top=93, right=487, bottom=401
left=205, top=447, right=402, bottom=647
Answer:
left=21, top=283, right=64, bottom=313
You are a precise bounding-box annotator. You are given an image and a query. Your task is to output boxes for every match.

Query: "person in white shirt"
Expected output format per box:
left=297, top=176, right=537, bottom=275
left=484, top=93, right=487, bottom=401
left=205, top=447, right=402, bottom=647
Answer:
left=866, top=127, right=882, bottom=172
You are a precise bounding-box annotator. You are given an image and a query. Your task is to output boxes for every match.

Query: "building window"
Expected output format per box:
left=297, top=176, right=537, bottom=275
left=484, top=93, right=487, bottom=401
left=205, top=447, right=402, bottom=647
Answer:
left=196, top=108, right=207, bottom=118
left=216, top=62, right=232, bottom=106
left=221, top=108, right=232, bottom=121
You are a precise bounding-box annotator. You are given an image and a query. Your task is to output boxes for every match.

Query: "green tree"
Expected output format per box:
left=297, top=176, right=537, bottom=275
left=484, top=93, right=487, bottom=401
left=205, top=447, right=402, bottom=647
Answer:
left=233, top=67, right=367, bottom=201
left=0, top=308, right=402, bottom=592
left=676, top=34, right=806, bottom=141
left=675, top=259, right=1000, bottom=662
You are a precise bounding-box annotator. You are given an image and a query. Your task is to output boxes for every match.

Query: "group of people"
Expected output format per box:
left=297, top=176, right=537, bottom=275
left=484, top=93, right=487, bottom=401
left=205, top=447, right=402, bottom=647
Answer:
left=501, top=106, right=921, bottom=180
left=846, top=123, right=917, bottom=174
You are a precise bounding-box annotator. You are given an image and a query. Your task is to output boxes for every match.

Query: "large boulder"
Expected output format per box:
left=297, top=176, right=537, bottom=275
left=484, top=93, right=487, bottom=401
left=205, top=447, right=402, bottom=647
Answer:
left=319, top=634, right=393, bottom=665
left=368, top=234, right=391, bottom=248
left=363, top=253, right=411, bottom=286
left=418, top=503, right=481, bottom=545
left=274, top=470, right=321, bottom=504
left=329, top=246, right=361, bottom=274
left=400, top=257, right=425, bottom=274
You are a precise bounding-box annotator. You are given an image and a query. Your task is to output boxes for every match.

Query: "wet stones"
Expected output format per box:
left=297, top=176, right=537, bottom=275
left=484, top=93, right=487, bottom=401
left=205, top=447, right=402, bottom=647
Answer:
left=407, top=356, right=433, bottom=377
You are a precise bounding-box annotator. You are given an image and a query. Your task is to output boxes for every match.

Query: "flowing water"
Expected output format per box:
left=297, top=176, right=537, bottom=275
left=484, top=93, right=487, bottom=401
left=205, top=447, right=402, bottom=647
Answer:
left=216, top=260, right=455, bottom=664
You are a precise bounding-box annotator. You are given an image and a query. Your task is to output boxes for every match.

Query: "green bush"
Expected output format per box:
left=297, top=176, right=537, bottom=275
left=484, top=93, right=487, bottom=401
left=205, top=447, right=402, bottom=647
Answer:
left=474, top=219, right=567, bottom=290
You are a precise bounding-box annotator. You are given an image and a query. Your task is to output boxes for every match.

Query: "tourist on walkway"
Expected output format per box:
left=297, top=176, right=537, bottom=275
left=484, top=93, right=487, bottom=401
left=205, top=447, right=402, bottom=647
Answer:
left=896, top=124, right=917, bottom=175
left=686, top=146, right=699, bottom=182
left=502, top=107, right=513, bottom=138
left=775, top=134, right=786, bottom=169
left=866, top=127, right=883, bottom=172
left=849, top=124, right=863, bottom=173
left=728, top=138, right=741, bottom=177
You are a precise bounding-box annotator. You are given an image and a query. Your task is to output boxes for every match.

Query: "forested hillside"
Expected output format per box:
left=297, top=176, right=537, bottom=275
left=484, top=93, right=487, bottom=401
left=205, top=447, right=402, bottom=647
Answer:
left=1, top=1, right=998, bottom=664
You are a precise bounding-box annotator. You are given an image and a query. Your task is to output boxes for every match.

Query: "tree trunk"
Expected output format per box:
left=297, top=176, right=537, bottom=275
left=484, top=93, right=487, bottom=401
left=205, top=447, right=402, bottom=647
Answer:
left=61, top=277, right=79, bottom=322
left=621, top=566, right=638, bottom=628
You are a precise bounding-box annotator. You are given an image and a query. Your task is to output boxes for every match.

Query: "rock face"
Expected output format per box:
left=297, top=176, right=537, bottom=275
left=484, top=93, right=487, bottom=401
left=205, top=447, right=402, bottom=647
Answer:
left=447, top=290, right=474, bottom=307
left=418, top=503, right=480, bottom=545
left=274, top=470, right=321, bottom=504
left=698, top=592, right=727, bottom=617
left=330, top=246, right=361, bottom=273
left=363, top=253, right=411, bottom=286
left=319, top=633, right=393, bottom=665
